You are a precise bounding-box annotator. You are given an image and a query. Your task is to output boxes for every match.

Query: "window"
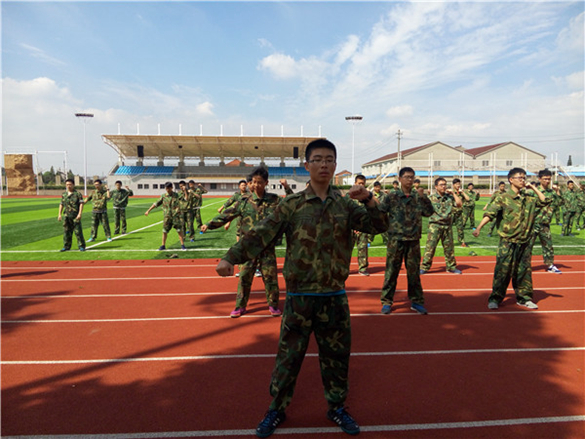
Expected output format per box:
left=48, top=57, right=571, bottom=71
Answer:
left=137, top=184, right=143, bottom=189
left=433, top=161, right=441, bottom=167
left=482, top=160, right=490, bottom=166
left=220, top=183, right=226, bottom=189
left=153, top=184, right=158, bottom=189
left=144, top=184, right=149, bottom=189
left=506, top=160, right=513, bottom=166
left=292, top=184, right=297, bottom=189
left=210, top=183, right=217, bottom=190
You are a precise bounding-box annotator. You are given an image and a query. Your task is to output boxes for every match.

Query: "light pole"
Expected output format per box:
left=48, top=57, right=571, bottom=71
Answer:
left=75, top=112, right=94, bottom=195
left=345, top=115, right=363, bottom=182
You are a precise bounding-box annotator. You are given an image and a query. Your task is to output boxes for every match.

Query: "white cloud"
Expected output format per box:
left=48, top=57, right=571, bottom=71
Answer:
left=196, top=102, right=214, bottom=116
left=20, top=43, right=66, bottom=67
left=258, top=53, right=298, bottom=80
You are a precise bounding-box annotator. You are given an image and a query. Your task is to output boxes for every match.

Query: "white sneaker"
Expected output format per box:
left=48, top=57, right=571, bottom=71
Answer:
left=517, top=300, right=538, bottom=310
left=488, top=301, right=499, bottom=310
left=547, top=265, right=562, bottom=274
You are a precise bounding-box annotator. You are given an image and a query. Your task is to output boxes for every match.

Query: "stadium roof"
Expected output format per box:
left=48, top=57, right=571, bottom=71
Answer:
left=102, top=135, right=325, bottom=160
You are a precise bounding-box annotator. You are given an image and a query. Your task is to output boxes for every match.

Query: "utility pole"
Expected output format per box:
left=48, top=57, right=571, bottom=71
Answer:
left=345, top=115, right=363, bottom=182
left=396, top=129, right=403, bottom=174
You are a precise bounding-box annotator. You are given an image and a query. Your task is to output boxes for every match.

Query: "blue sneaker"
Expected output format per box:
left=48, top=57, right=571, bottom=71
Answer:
left=448, top=268, right=462, bottom=274
left=186, top=231, right=190, bottom=235
left=410, top=302, right=428, bottom=315
left=327, top=407, right=360, bottom=435
left=419, top=269, right=427, bottom=275
left=79, top=247, right=85, bottom=252
left=107, top=237, right=112, bottom=242
left=381, top=304, right=392, bottom=314
left=181, top=244, right=186, bottom=250
left=158, top=245, right=166, bottom=251
left=59, top=248, right=68, bottom=252
left=87, top=237, right=95, bottom=243
left=256, top=410, right=286, bottom=438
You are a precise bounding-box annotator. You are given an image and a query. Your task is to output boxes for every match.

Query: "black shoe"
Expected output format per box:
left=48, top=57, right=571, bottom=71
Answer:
left=327, top=407, right=360, bottom=435
left=256, top=410, right=286, bottom=438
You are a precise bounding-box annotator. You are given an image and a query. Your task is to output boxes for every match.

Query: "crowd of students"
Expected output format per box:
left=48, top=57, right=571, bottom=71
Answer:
left=57, top=139, right=583, bottom=437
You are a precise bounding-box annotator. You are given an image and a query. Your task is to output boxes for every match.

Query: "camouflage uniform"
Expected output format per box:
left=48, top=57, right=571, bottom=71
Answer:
left=191, top=185, right=208, bottom=229
left=178, top=190, right=196, bottom=236
left=154, top=192, right=183, bottom=233
left=222, top=191, right=246, bottom=237
left=486, top=188, right=506, bottom=235
left=60, top=190, right=86, bottom=250
left=462, top=188, right=480, bottom=229
left=451, top=194, right=465, bottom=243
left=483, top=189, right=551, bottom=305
left=561, top=188, right=579, bottom=236
left=530, top=187, right=561, bottom=267
left=378, top=189, right=433, bottom=306
left=348, top=196, right=370, bottom=273
left=373, top=190, right=389, bottom=244
left=206, top=191, right=282, bottom=309
left=575, top=188, right=585, bottom=229
left=222, top=184, right=388, bottom=412
left=421, top=192, right=457, bottom=271
left=86, top=188, right=111, bottom=240
left=110, top=188, right=133, bottom=234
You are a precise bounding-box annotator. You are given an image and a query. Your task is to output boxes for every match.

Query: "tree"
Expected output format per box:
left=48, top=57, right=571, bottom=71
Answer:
left=567, top=155, right=573, bottom=166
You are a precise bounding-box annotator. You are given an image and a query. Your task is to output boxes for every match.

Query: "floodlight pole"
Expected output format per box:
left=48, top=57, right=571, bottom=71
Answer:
left=345, top=115, right=363, bottom=182
left=75, top=112, right=94, bottom=195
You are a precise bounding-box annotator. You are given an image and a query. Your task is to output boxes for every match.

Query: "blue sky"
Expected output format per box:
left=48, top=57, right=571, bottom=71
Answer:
left=2, top=1, right=584, bottom=176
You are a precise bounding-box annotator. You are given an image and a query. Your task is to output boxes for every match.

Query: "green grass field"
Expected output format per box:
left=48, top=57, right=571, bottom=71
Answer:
left=1, top=196, right=584, bottom=261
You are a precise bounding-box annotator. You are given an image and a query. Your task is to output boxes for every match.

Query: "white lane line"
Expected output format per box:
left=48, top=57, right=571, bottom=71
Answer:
left=2, top=258, right=583, bottom=270
left=3, top=271, right=584, bottom=282
left=2, top=309, right=583, bottom=324
left=85, top=220, right=163, bottom=250
left=2, top=286, right=584, bottom=299
left=2, top=415, right=584, bottom=438
left=2, top=347, right=584, bottom=365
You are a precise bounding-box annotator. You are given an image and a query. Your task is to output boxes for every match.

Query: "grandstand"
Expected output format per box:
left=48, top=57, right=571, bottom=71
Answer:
left=102, top=134, right=321, bottom=195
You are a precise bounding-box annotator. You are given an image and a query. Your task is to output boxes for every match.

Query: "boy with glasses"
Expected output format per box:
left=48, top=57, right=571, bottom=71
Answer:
left=473, top=168, right=551, bottom=310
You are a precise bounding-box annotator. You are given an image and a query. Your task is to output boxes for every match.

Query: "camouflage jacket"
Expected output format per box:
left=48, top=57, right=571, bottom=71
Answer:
left=206, top=191, right=281, bottom=236
left=452, top=189, right=465, bottom=214
left=428, top=192, right=457, bottom=226
left=154, top=192, right=181, bottom=218
left=484, top=188, right=552, bottom=243
left=222, top=184, right=389, bottom=295
left=379, top=189, right=433, bottom=241
left=61, top=190, right=84, bottom=217
left=562, top=188, right=579, bottom=212
left=85, top=188, right=109, bottom=212
left=486, top=189, right=506, bottom=208
left=463, top=189, right=480, bottom=207
left=222, top=191, right=246, bottom=210
left=534, top=187, right=562, bottom=225
left=178, top=190, right=196, bottom=212
left=110, top=188, right=133, bottom=208
left=192, top=186, right=207, bottom=208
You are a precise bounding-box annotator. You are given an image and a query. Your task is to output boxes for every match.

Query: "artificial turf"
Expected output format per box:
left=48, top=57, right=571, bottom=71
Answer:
left=1, top=195, right=584, bottom=262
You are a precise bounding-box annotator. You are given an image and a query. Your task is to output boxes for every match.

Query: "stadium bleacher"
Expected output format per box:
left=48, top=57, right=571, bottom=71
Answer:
left=114, top=166, right=145, bottom=175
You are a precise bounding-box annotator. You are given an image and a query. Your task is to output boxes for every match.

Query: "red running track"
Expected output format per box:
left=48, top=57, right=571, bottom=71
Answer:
left=1, top=255, right=584, bottom=438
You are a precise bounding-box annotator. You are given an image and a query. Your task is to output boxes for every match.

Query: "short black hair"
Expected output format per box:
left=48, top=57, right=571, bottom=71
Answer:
left=538, top=169, right=552, bottom=178
left=164, top=182, right=173, bottom=189
left=246, top=174, right=253, bottom=182
left=399, top=167, right=415, bottom=178
left=508, top=167, right=526, bottom=180
left=250, top=166, right=269, bottom=181
left=238, top=179, right=246, bottom=185
left=452, top=178, right=461, bottom=184
left=305, top=139, right=337, bottom=162
left=434, top=177, right=446, bottom=186
left=568, top=180, right=574, bottom=185
left=373, top=181, right=381, bottom=187
left=115, top=180, right=122, bottom=185
left=188, top=180, right=195, bottom=184
left=414, top=178, right=421, bottom=184
left=355, top=174, right=366, bottom=183
left=467, top=182, right=474, bottom=188
left=65, top=178, right=74, bottom=184
left=498, top=181, right=506, bottom=186
left=94, top=179, right=102, bottom=184
left=179, top=180, right=186, bottom=186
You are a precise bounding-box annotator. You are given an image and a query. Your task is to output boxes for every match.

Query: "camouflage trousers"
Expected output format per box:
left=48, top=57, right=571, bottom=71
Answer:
left=381, top=239, right=424, bottom=306
left=90, top=211, right=111, bottom=239
left=489, top=239, right=533, bottom=304
left=62, top=216, right=85, bottom=250
left=462, top=205, right=476, bottom=229
left=452, top=209, right=465, bottom=243
left=236, top=248, right=279, bottom=309
left=421, top=223, right=456, bottom=271
left=562, top=211, right=577, bottom=236
left=552, top=206, right=562, bottom=224
left=179, top=210, right=194, bottom=236
left=530, top=223, right=554, bottom=267
left=113, top=207, right=127, bottom=234
left=269, top=293, right=351, bottom=412
left=575, top=207, right=585, bottom=229
left=192, top=207, right=203, bottom=229
left=354, top=231, right=369, bottom=272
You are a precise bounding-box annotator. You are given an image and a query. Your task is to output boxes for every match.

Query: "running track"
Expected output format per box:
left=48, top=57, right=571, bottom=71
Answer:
left=1, top=255, right=584, bottom=438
